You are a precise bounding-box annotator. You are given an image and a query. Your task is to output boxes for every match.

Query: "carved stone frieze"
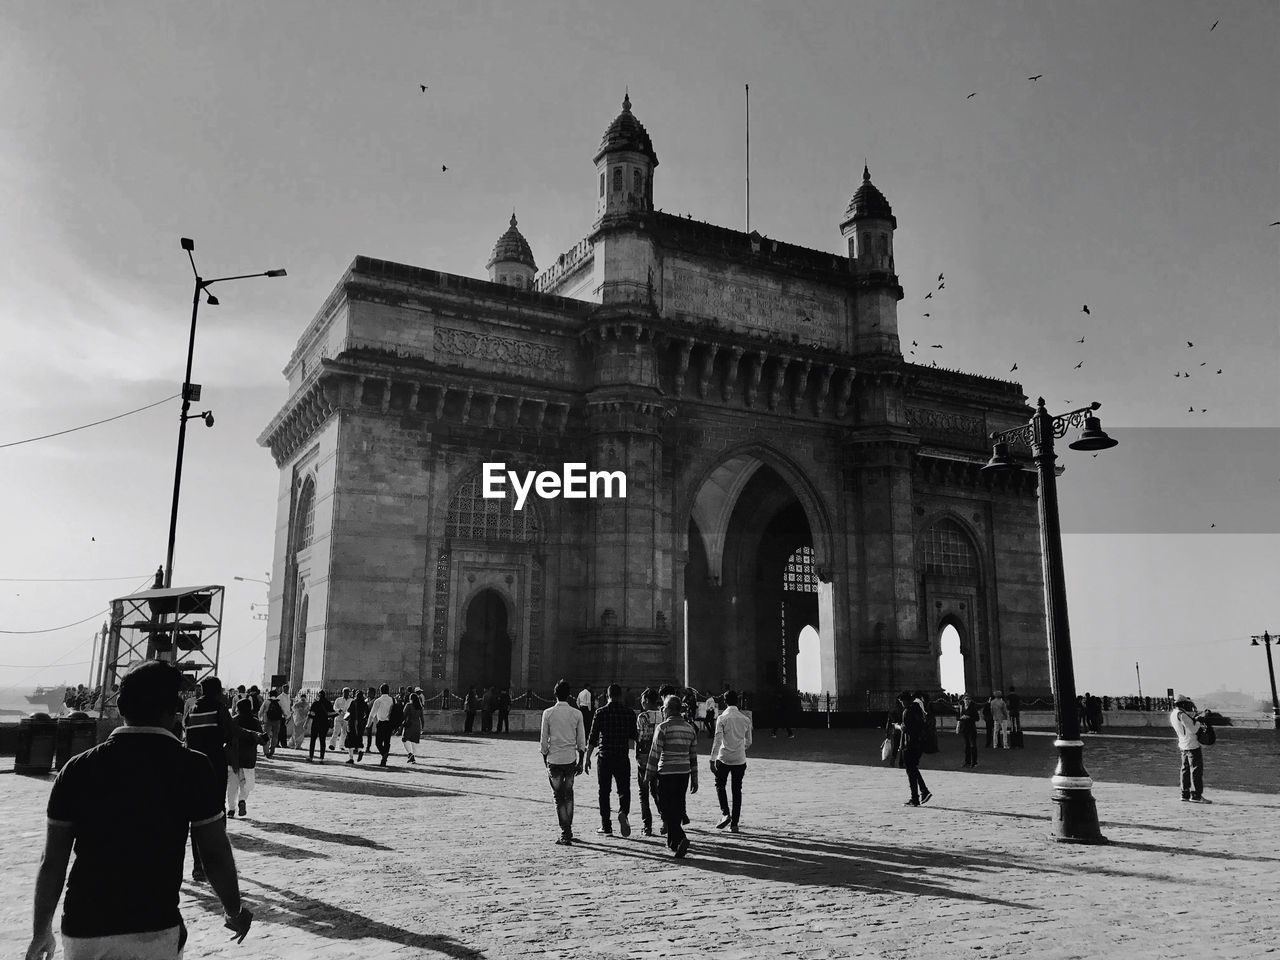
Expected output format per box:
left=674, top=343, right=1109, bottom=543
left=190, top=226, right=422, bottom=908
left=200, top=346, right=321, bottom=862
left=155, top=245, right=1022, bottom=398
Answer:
left=434, top=326, right=566, bottom=371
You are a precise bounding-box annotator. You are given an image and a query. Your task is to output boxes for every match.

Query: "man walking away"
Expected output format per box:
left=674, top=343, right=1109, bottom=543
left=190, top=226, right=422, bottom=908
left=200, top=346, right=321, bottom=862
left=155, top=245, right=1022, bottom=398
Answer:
left=990, top=691, right=1010, bottom=749
left=710, top=689, right=752, bottom=832
left=227, top=698, right=263, bottom=818
left=635, top=688, right=664, bottom=836
left=541, top=678, right=586, bottom=845
left=1170, top=696, right=1211, bottom=803
left=184, top=676, right=240, bottom=882
left=262, top=689, right=284, bottom=758
left=307, top=691, right=334, bottom=763
left=480, top=686, right=496, bottom=734
left=463, top=687, right=478, bottom=734
left=646, top=695, right=699, bottom=858
left=496, top=688, right=511, bottom=734
left=585, top=683, right=638, bottom=837
left=895, top=690, right=932, bottom=807
left=27, top=661, right=252, bottom=960
left=1007, top=685, right=1023, bottom=747
left=329, top=687, right=351, bottom=751
left=956, top=694, right=979, bottom=767
left=367, top=684, right=396, bottom=767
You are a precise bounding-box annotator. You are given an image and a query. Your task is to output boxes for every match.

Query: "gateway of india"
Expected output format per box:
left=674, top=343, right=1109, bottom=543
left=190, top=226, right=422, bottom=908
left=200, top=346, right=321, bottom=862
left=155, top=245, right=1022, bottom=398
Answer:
left=259, top=95, right=1051, bottom=704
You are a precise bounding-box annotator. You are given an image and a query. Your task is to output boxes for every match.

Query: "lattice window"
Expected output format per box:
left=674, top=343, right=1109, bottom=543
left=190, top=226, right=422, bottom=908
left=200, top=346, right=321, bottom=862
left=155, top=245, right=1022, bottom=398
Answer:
left=296, top=479, right=316, bottom=551
left=782, top=545, right=817, bottom=592
left=445, top=473, right=539, bottom=543
left=923, top=520, right=978, bottom=578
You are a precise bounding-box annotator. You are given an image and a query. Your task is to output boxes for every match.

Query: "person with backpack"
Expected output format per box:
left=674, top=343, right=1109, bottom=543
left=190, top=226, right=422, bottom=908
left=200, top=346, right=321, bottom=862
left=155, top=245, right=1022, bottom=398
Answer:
left=367, top=683, right=396, bottom=767
left=894, top=690, right=932, bottom=807
left=1170, top=696, right=1212, bottom=803
left=227, top=698, right=264, bottom=817
left=262, top=690, right=285, bottom=758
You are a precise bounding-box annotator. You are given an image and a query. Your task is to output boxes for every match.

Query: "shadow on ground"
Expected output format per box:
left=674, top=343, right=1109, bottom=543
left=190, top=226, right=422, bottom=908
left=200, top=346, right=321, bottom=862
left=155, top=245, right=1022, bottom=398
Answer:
left=183, top=878, right=487, bottom=958
left=259, top=764, right=466, bottom=800
left=246, top=819, right=394, bottom=851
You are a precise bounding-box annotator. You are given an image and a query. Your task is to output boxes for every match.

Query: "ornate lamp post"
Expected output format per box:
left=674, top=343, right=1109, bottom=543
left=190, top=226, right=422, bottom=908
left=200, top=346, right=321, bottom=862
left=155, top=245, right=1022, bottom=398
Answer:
left=983, top=398, right=1117, bottom=844
left=164, top=239, right=285, bottom=592
left=1249, top=632, right=1280, bottom=729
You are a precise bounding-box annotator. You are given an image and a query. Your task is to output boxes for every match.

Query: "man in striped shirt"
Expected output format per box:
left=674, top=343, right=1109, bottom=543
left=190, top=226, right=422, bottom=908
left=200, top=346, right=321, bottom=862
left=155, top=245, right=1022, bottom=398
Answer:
left=645, top=695, right=699, bottom=858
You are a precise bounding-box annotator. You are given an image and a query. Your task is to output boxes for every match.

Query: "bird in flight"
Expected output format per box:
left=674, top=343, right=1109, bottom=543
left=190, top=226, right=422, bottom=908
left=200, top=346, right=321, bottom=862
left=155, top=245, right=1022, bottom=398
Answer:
left=930, top=344, right=943, bottom=349
left=1174, top=371, right=1182, bottom=377
left=1028, top=74, right=1043, bottom=81
left=1210, top=522, right=1216, bottom=528
left=1076, top=336, right=1085, bottom=343
left=1081, top=305, right=1090, bottom=314
left=420, top=84, right=428, bottom=92
left=1199, top=361, right=1206, bottom=366
left=1188, top=406, right=1195, bottom=413
left=1010, top=363, right=1018, bottom=372
left=1210, top=20, right=1219, bottom=31
left=923, top=313, right=931, bottom=317
left=1074, top=361, right=1084, bottom=369
left=91, top=536, right=96, bottom=542
left=1216, top=369, right=1222, bottom=374
left=925, top=292, right=933, bottom=300
left=442, top=164, right=448, bottom=172
left=937, top=282, right=945, bottom=290
left=966, top=92, right=977, bottom=99
left=1186, top=341, right=1194, bottom=347
left=938, top=273, right=944, bottom=282
left=1271, top=221, right=1280, bottom=226
left=912, top=340, right=918, bottom=346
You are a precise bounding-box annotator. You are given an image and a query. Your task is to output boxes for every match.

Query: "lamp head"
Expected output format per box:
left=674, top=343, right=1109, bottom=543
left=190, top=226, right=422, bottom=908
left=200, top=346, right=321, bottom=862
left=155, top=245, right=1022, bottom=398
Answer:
left=1068, top=415, right=1118, bottom=452
left=982, top=440, right=1020, bottom=472
left=205, top=292, right=219, bottom=306
left=201, top=411, right=214, bottom=428
left=265, top=268, right=287, bottom=278
left=180, top=237, right=194, bottom=251
left=1253, top=637, right=1260, bottom=646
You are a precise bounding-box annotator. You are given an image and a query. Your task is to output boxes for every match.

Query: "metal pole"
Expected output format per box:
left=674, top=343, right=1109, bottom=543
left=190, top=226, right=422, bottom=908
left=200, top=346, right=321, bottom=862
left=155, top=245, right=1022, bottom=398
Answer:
left=163, top=277, right=202, bottom=598
left=745, top=83, right=750, bottom=233
left=1032, top=399, right=1106, bottom=843
left=1135, top=661, right=1142, bottom=700
left=1263, top=632, right=1280, bottom=730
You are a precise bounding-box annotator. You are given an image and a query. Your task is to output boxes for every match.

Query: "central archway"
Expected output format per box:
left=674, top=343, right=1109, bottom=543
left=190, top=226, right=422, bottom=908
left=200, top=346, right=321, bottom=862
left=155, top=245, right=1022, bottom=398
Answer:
left=459, top=589, right=511, bottom=693
left=684, top=455, right=834, bottom=704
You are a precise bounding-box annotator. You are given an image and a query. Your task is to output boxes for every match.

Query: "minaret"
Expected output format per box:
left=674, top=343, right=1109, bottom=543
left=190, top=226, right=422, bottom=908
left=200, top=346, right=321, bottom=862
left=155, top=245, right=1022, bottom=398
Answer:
left=840, top=164, right=903, bottom=354
left=485, top=212, right=537, bottom=289
left=593, top=91, right=658, bottom=222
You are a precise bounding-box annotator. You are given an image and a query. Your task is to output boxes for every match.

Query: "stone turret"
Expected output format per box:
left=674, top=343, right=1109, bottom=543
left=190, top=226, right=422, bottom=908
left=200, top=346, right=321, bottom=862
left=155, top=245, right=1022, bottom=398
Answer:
left=486, top=212, right=537, bottom=289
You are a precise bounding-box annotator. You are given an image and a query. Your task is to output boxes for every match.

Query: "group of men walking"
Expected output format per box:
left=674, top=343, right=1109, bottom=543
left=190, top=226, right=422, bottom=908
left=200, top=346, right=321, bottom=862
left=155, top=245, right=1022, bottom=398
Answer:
left=539, top=679, right=752, bottom=857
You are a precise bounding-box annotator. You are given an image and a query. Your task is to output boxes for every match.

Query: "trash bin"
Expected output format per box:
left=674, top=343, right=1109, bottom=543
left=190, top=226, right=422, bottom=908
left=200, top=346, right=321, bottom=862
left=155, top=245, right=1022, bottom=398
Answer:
left=55, top=711, right=99, bottom=771
left=15, top=713, right=57, bottom=776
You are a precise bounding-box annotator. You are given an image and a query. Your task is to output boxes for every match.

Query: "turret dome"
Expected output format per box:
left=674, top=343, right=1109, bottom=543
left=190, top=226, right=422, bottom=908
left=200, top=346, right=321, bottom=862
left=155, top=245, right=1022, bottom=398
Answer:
left=486, top=213, right=537, bottom=271
left=594, top=92, right=659, bottom=167
left=845, top=164, right=895, bottom=224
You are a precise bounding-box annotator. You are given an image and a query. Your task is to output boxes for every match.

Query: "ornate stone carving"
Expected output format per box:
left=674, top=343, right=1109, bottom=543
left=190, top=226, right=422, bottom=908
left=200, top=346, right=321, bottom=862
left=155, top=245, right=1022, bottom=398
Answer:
left=906, top=406, right=985, bottom=441
left=434, top=327, right=565, bottom=371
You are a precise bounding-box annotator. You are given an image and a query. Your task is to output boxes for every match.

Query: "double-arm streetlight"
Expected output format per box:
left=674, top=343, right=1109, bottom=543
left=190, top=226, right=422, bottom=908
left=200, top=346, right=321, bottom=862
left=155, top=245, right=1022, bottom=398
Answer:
left=163, top=239, right=285, bottom=591
left=1250, top=632, right=1280, bottom=729
left=983, top=398, right=1118, bottom=844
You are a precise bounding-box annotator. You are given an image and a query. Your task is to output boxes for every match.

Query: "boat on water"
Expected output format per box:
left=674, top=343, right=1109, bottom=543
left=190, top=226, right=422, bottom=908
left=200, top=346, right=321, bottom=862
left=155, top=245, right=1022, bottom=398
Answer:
left=25, top=685, right=69, bottom=710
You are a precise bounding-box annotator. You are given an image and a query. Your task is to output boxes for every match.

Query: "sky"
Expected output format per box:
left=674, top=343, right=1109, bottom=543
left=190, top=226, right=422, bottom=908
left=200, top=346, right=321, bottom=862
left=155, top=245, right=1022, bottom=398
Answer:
left=0, top=0, right=1276, bottom=705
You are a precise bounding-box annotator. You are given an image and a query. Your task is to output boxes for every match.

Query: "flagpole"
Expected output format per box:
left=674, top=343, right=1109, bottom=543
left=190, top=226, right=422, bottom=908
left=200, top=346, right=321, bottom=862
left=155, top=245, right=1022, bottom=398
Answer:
left=745, top=83, right=751, bottom=232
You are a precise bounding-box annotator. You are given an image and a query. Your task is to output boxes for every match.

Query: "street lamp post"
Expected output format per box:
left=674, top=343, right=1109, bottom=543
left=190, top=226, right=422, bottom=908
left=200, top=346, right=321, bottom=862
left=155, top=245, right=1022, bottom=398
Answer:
left=163, top=239, right=285, bottom=597
left=984, top=398, right=1117, bottom=844
left=1250, top=632, right=1280, bottom=729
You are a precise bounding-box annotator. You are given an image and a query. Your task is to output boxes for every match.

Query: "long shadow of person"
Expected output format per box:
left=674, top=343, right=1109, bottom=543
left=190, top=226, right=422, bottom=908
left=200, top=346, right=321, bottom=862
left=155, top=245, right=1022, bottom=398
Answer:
left=183, top=877, right=487, bottom=958
left=245, top=819, right=395, bottom=851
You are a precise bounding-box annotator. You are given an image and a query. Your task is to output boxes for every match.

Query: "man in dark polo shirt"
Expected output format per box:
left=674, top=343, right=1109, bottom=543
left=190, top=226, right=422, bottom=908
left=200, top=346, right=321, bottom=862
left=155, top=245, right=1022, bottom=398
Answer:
left=26, top=660, right=252, bottom=960
left=184, top=675, right=240, bottom=882
left=584, top=682, right=639, bottom=837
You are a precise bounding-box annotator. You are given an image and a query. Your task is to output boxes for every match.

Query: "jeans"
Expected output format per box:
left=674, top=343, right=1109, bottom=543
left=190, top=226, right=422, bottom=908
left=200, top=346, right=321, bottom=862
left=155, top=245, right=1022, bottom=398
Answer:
left=902, top=746, right=928, bottom=802
left=547, top=762, right=578, bottom=835
left=309, top=731, right=327, bottom=760
left=960, top=724, right=978, bottom=765
left=596, top=753, right=631, bottom=826
left=713, top=761, right=746, bottom=825
left=1179, top=747, right=1204, bottom=798
left=496, top=709, right=509, bottom=733
left=657, top=773, right=691, bottom=850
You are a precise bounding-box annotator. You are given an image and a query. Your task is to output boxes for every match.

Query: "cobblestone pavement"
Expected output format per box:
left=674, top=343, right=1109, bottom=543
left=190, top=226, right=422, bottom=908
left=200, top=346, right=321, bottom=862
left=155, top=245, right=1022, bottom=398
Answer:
left=2, top=728, right=1278, bottom=960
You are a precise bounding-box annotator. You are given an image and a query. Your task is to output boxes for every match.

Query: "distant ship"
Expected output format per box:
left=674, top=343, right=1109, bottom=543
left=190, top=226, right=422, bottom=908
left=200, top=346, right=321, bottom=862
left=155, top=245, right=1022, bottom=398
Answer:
left=25, top=686, right=68, bottom=711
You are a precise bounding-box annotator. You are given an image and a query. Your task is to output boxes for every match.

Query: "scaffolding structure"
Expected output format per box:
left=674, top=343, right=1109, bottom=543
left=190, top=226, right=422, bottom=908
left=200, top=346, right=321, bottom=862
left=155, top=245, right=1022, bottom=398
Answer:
left=98, top=585, right=224, bottom=715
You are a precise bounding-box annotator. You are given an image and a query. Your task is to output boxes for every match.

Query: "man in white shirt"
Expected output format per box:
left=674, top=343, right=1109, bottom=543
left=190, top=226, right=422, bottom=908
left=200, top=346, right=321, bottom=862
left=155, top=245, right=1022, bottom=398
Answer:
left=367, top=683, right=396, bottom=767
left=543, top=679, right=587, bottom=845
left=989, top=691, right=1010, bottom=749
left=710, top=689, right=753, bottom=832
left=329, top=687, right=351, bottom=751
left=1169, top=696, right=1210, bottom=803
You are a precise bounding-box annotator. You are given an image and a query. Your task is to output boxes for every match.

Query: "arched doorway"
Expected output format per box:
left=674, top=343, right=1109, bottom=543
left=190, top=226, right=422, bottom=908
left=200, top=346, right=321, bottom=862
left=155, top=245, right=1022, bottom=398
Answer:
left=938, top=621, right=965, bottom=695
left=684, top=457, right=833, bottom=703
left=459, top=589, right=511, bottom=693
